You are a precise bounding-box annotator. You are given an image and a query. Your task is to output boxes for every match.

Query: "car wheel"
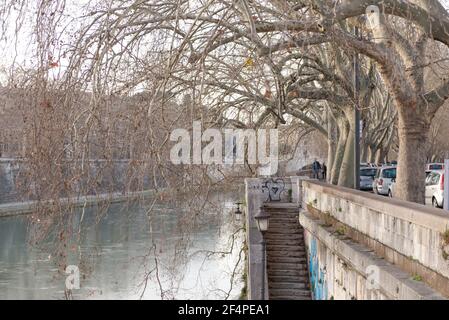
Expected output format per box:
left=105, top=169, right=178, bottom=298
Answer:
left=432, top=197, right=439, bottom=208
left=388, top=190, right=393, bottom=198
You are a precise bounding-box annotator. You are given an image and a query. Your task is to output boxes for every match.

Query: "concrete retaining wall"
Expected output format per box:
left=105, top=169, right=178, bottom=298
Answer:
left=301, top=211, right=444, bottom=299
left=301, top=180, right=449, bottom=299
left=0, top=158, right=160, bottom=204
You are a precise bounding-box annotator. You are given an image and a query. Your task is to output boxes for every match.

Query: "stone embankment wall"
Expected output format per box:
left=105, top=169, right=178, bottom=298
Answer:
left=0, top=158, right=158, bottom=204
left=301, top=180, right=449, bottom=300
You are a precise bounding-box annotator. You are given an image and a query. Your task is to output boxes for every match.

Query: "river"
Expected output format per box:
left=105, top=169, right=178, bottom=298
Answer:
left=0, top=191, right=245, bottom=299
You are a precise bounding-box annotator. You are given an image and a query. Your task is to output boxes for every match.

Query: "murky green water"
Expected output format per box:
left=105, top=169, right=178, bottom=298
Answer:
left=0, top=192, right=244, bottom=299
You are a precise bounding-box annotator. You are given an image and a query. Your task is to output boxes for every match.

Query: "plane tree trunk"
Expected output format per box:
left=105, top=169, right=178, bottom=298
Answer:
left=338, top=108, right=355, bottom=188
left=330, top=115, right=349, bottom=185
left=394, top=107, right=431, bottom=203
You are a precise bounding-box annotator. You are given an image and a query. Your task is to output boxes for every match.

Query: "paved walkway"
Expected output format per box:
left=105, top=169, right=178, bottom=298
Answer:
left=264, top=202, right=312, bottom=300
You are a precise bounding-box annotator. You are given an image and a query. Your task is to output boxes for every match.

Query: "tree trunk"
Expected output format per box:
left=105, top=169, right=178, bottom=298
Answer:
left=361, top=142, right=369, bottom=163
left=395, top=108, right=430, bottom=203
left=330, top=117, right=348, bottom=185
left=375, top=148, right=384, bottom=164
left=327, top=108, right=337, bottom=183
left=338, top=110, right=355, bottom=188
left=368, top=145, right=377, bottom=163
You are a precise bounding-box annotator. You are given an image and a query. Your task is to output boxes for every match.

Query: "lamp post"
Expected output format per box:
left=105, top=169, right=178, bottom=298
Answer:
left=444, top=160, right=449, bottom=211
left=254, top=210, right=270, bottom=300
left=234, top=202, right=243, bottom=221
left=354, top=25, right=361, bottom=190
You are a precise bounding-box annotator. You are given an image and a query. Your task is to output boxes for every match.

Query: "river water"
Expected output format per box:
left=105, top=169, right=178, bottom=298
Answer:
left=0, top=192, right=245, bottom=300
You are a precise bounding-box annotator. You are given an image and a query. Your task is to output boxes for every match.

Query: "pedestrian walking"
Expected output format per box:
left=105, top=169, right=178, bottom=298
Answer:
left=322, top=162, right=327, bottom=180
left=312, top=159, right=321, bottom=180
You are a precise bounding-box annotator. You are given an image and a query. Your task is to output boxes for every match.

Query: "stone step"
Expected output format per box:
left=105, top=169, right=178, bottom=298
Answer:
left=268, top=275, right=309, bottom=283
left=266, top=241, right=304, bottom=247
left=267, top=244, right=305, bottom=251
left=267, top=262, right=308, bottom=271
left=269, top=215, right=299, bottom=219
left=267, top=245, right=305, bottom=252
left=263, top=203, right=299, bottom=209
left=269, top=282, right=308, bottom=290
left=262, top=202, right=300, bottom=211
left=267, top=236, right=304, bottom=243
left=267, top=231, right=304, bottom=237
left=268, top=228, right=302, bottom=234
left=267, top=250, right=306, bottom=258
left=265, top=233, right=304, bottom=240
left=270, top=295, right=312, bottom=300
left=269, top=220, right=299, bottom=225
left=269, top=223, right=303, bottom=229
left=269, top=228, right=302, bottom=233
left=266, top=213, right=299, bottom=218
left=267, top=256, right=307, bottom=264
left=270, top=221, right=301, bottom=226
left=266, top=211, right=299, bottom=216
left=269, top=289, right=312, bottom=297
left=270, top=220, right=298, bottom=225
left=264, top=210, right=299, bottom=218
left=268, top=269, right=309, bottom=277
left=267, top=232, right=303, bottom=238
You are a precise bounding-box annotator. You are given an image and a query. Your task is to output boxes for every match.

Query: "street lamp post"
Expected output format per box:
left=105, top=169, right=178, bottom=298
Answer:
left=234, top=202, right=243, bottom=221
left=254, top=210, right=270, bottom=300
left=444, top=160, right=449, bottom=211
left=354, top=25, right=361, bottom=190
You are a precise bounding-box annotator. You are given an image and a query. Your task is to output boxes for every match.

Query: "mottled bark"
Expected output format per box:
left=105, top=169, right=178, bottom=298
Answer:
left=361, top=143, right=369, bottom=163
left=395, top=108, right=431, bottom=203
left=374, top=148, right=382, bottom=164
left=331, top=116, right=349, bottom=185
left=326, top=107, right=337, bottom=183
left=338, top=109, right=355, bottom=188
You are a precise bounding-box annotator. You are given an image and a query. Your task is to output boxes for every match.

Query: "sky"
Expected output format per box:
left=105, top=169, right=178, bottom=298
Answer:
left=0, top=0, right=90, bottom=84
left=1, top=0, right=449, bottom=85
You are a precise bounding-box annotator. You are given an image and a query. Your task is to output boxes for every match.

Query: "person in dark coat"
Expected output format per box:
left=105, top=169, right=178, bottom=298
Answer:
left=312, top=159, right=321, bottom=179
left=322, top=162, right=327, bottom=181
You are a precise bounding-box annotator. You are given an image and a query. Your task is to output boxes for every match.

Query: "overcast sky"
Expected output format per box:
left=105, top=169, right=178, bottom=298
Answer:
left=1, top=0, right=449, bottom=85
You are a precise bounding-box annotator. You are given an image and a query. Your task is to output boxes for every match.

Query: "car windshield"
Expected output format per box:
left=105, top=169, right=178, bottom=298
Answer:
left=429, top=164, right=443, bottom=170
left=360, top=169, right=377, bottom=177
left=382, top=168, right=397, bottom=179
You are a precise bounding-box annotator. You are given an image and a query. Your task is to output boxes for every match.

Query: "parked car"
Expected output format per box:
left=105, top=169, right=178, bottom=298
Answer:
left=360, top=162, right=376, bottom=168
left=360, top=167, right=377, bottom=191
left=373, top=166, right=397, bottom=196
left=426, top=163, right=444, bottom=171
left=425, top=170, right=445, bottom=208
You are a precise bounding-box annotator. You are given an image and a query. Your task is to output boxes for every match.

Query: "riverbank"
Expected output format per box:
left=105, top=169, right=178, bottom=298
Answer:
left=0, top=189, right=157, bottom=218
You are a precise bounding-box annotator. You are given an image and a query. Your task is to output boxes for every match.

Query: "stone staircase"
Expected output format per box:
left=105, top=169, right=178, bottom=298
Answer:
left=263, top=202, right=312, bottom=300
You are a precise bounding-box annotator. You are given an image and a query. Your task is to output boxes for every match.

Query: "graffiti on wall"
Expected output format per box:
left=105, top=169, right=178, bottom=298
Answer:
left=308, top=236, right=328, bottom=300
left=261, top=178, right=286, bottom=202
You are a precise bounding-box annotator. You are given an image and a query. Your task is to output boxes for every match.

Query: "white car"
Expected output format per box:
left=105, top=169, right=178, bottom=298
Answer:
left=426, top=163, right=444, bottom=171
left=360, top=162, right=376, bottom=168
left=425, top=170, right=444, bottom=208
left=373, top=166, right=397, bottom=196
left=388, top=180, right=396, bottom=198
